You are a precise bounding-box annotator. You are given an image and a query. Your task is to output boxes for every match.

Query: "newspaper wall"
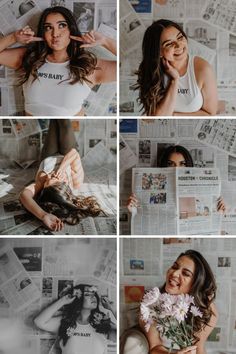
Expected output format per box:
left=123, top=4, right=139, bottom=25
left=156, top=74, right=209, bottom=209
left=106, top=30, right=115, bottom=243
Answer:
left=120, top=0, right=236, bottom=115
left=0, top=0, right=117, bottom=116
left=120, top=118, right=236, bottom=235
left=0, top=238, right=117, bottom=354
left=120, top=237, right=236, bottom=353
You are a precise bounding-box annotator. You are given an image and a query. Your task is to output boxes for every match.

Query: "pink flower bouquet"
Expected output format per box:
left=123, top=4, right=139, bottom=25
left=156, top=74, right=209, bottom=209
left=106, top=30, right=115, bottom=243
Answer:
left=140, top=287, right=202, bottom=351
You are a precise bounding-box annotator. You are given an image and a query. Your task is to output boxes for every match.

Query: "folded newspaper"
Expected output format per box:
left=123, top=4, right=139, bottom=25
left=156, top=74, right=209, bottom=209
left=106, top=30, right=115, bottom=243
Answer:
left=131, top=167, right=222, bottom=235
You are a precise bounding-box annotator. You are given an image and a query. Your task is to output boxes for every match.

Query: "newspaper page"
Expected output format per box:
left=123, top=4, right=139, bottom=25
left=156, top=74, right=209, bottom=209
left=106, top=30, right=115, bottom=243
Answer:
left=194, top=119, right=236, bottom=157
left=122, top=238, right=162, bottom=276
left=0, top=0, right=41, bottom=34
left=131, top=167, right=177, bottom=235
left=119, top=135, right=138, bottom=175
left=120, top=0, right=146, bottom=55
left=0, top=244, right=40, bottom=312
left=177, top=168, right=221, bottom=235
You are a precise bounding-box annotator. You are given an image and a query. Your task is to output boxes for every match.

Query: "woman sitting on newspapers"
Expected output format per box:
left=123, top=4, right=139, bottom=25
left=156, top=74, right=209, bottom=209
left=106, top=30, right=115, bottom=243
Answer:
left=19, top=119, right=105, bottom=232
left=127, top=145, right=226, bottom=230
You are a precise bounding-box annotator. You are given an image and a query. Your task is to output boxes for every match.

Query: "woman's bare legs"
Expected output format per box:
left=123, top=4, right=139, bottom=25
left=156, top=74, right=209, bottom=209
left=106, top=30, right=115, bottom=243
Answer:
left=41, top=119, right=77, bottom=161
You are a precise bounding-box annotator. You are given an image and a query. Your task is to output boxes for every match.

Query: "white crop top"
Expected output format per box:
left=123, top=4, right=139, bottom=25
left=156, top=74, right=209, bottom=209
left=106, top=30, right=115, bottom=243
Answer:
left=23, top=60, right=91, bottom=116
left=60, top=323, right=106, bottom=354
left=164, top=55, right=203, bottom=113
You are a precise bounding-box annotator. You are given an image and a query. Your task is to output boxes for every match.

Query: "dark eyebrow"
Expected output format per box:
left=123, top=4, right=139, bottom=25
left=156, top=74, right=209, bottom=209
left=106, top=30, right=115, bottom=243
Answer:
left=161, top=31, right=182, bottom=46
left=44, top=20, right=67, bottom=25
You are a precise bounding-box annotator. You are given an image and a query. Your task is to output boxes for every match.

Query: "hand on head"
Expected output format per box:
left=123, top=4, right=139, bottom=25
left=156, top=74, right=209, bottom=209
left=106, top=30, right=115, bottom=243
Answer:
left=14, top=25, right=44, bottom=44
left=101, top=295, right=113, bottom=311
left=61, top=294, right=76, bottom=305
left=162, top=57, right=179, bottom=80
left=42, top=213, right=64, bottom=231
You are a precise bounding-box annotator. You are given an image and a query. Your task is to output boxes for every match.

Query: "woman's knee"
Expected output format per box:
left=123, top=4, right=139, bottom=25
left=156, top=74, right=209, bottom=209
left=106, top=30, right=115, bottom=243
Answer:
left=121, top=329, right=149, bottom=354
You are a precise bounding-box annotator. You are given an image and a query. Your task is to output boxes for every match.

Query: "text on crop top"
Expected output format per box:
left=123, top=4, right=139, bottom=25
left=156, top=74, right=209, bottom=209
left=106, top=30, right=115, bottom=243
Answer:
left=23, top=60, right=91, bottom=116
left=164, top=55, right=203, bottom=113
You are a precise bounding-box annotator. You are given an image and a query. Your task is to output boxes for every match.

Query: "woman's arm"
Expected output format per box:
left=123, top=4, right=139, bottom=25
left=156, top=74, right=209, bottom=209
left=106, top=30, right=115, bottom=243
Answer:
left=34, top=295, right=75, bottom=333
left=174, top=57, right=218, bottom=116
left=0, top=26, right=42, bottom=69
left=53, top=148, right=84, bottom=188
left=152, top=59, right=179, bottom=116
left=19, top=175, right=63, bottom=231
left=70, top=31, right=116, bottom=84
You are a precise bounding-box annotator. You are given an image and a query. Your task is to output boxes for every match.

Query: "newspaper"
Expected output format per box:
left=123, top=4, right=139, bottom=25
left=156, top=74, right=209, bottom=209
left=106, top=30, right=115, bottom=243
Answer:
left=131, top=167, right=221, bottom=235
left=0, top=244, right=40, bottom=312
left=194, top=119, right=236, bottom=157
left=119, top=135, right=137, bottom=175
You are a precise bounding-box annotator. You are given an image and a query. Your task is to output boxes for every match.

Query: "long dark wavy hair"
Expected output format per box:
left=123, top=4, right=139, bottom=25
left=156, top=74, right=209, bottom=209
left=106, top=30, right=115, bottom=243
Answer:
left=19, top=6, right=97, bottom=85
left=158, top=145, right=193, bottom=167
left=58, top=284, right=111, bottom=346
left=160, top=250, right=217, bottom=342
left=38, top=182, right=105, bottom=224
left=134, top=19, right=187, bottom=115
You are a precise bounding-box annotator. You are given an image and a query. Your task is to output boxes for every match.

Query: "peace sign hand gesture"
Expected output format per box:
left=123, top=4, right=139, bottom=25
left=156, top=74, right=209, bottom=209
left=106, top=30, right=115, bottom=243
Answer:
left=70, top=30, right=105, bottom=48
left=14, top=25, right=43, bottom=44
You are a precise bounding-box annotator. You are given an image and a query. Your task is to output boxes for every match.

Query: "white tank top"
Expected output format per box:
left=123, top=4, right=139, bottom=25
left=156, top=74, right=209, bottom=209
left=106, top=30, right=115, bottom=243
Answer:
left=60, top=323, right=106, bottom=354
left=164, top=56, right=203, bottom=113
left=23, top=60, right=91, bottom=116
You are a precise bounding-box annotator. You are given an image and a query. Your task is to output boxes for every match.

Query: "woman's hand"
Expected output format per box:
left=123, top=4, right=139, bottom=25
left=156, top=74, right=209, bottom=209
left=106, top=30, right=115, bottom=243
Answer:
left=52, top=169, right=66, bottom=181
left=14, top=25, right=43, bottom=44
left=42, top=213, right=64, bottom=231
left=127, top=193, right=139, bottom=214
left=101, top=296, right=113, bottom=311
left=70, top=30, right=107, bottom=48
left=162, top=57, right=179, bottom=80
left=177, top=346, right=197, bottom=354
left=216, top=197, right=226, bottom=214
left=60, top=294, right=76, bottom=306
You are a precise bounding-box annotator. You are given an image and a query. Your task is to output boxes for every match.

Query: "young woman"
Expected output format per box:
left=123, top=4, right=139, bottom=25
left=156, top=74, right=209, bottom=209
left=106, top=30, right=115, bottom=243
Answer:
left=134, top=19, right=218, bottom=116
left=19, top=119, right=104, bottom=232
left=34, top=284, right=116, bottom=354
left=127, top=145, right=225, bottom=213
left=121, top=250, right=218, bottom=354
left=0, top=6, right=116, bottom=116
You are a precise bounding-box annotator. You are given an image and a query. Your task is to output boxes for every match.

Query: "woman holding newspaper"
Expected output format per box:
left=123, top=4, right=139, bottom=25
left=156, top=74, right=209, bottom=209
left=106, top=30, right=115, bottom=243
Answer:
left=134, top=19, right=218, bottom=116
left=121, top=249, right=218, bottom=354
left=127, top=145, right=225, bottom=213
left=0, top=6, right=116, bottom=116
left=19, top=119, right=104, bottom=232
left=34, top=283, right=116, bottom=354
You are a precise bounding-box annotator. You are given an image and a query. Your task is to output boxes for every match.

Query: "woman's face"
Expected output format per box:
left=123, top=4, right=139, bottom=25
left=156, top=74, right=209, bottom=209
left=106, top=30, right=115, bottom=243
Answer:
left=165, top=255, right=195, bottom=295
left=160, top=26, right=188, bottom=62
left=43, top=12, right=71, bottom=51
left=167, top=152, right=187, bottom=167
left=82, top=286, right=98, bottom=310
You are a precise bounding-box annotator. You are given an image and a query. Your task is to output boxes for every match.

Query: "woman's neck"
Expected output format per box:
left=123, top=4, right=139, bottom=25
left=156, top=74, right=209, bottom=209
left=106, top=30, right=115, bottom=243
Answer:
left=47, top=50, right=69, bottom=63
left=77, top=309, right=91, bottom=324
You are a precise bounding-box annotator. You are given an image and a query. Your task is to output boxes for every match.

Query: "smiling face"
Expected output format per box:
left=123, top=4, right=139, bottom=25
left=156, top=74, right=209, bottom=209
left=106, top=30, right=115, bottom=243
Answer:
left=160, top=26, right=188, bottom=62
left=43, top=12, right=71, bottom=51
left=167, top=152, right=187, bottom=167
left=82, top=286, right=98, bottom=310
left=165, top=255, right=195, bottom=295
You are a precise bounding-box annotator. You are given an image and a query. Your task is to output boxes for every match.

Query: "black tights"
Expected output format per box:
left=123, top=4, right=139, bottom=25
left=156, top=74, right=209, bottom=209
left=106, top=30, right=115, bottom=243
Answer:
left=41, top=119, right=77, bottom=161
